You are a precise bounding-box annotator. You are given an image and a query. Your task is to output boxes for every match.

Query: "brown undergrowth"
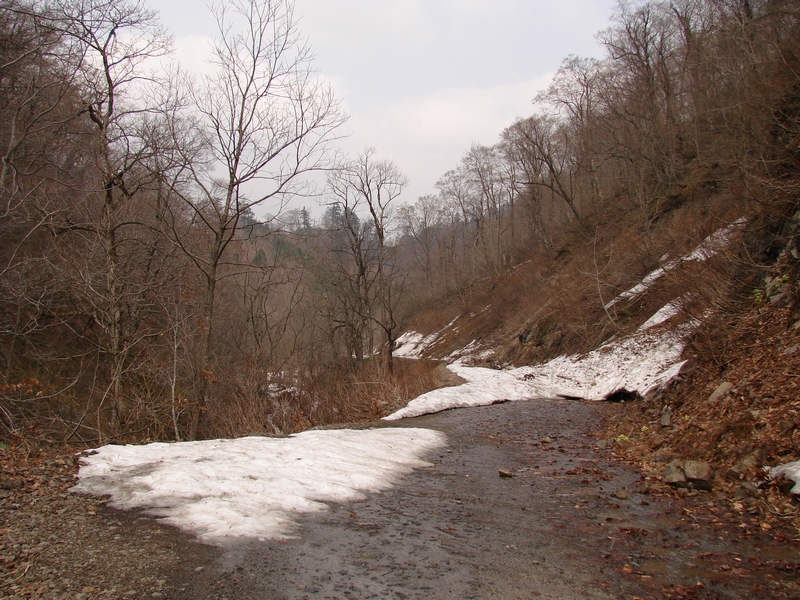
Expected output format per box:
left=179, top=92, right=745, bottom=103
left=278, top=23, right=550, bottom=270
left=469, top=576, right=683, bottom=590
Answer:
left=605, top=296, right=800, bottom=537
left=297, top=358, right=451, bottom=427
left=400, top=193, right=745, bottom=371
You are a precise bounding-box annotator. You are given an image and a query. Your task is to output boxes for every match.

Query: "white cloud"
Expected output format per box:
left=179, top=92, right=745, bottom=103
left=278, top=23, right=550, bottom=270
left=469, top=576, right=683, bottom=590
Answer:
left=297, top=0, right=436, bottom=50
left=340, top=75, right=553, bottom=202
left=172, top=34, right=215, bottom=77
left=150, top=0, right=618, bottom=211
left=296, top=0, right=615, bottom=104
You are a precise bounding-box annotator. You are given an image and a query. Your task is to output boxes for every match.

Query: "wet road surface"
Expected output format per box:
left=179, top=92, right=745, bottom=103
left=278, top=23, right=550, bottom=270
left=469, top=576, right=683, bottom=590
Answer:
left=172, top=399, right=799, bottom=599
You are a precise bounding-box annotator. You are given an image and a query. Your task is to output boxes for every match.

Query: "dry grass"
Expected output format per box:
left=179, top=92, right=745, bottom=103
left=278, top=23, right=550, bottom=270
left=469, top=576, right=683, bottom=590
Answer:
left=398, top=192, right=749, bottom=371
left=199, top=357, right=456, bottom=439
left=299, top=358, right=449, bottom=426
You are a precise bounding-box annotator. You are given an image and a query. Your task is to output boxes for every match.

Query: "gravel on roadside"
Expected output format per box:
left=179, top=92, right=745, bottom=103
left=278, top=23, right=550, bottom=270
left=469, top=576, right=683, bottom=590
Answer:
left=0, top=445, right=218, bottom=599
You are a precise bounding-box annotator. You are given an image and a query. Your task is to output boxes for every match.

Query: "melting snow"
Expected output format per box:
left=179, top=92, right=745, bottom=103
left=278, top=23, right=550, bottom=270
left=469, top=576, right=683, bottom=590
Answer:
left=384, top=319, right=690, bottom=421
left=639, top=299, right=684, bottom=330
left=770, top=460, right=800, bottom=494
left=605, top=262, right=675, bottom=309
left=72, top=428, right=446, bottom=544
left=445, top=338, right=491, bottom=362
left=392, top=317, right=459, bottom=358
left=392, top=332, right=426, bottom=357
left=605, top=219, right=745, bottom=310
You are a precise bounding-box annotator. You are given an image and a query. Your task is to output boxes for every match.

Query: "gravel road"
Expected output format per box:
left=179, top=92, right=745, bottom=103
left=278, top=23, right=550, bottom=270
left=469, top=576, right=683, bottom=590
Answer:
left=171, top=398, right=799, bottom=599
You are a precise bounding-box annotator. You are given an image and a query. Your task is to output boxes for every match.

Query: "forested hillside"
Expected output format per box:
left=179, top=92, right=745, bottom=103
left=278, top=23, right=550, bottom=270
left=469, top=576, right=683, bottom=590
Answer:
left=2, top=0, right=800, bottom=447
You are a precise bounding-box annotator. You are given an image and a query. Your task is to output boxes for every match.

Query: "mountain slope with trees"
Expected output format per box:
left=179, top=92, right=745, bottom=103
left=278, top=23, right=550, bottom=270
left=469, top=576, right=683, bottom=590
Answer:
left=2, top=0, right=800, bottom=595
left=1, top=0, right=799, bottom=471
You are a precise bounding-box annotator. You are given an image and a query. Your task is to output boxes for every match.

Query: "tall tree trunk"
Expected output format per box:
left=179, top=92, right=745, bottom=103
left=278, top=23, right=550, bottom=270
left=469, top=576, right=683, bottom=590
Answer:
left=189, top=244, right=219, bottom=441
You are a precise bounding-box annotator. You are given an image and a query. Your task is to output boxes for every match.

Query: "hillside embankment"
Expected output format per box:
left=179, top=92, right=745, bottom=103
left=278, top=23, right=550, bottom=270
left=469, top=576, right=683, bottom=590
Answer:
left=388, top=205, right=800, bottom=559
left=605, top=292, right=800, bottom=536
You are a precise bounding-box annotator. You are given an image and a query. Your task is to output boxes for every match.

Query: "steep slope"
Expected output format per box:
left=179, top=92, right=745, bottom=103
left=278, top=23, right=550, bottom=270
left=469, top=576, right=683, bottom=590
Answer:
left=392, top=201, right=800, bottom=530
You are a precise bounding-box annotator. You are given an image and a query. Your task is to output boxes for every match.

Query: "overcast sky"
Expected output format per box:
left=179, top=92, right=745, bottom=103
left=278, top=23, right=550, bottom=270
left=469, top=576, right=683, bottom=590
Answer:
left=152, top=0, right=618, bottom=215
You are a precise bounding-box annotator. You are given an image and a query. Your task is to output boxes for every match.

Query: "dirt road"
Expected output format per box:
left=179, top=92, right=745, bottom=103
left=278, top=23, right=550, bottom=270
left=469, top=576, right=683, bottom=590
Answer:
left=173, top=399, right=799, bottom=599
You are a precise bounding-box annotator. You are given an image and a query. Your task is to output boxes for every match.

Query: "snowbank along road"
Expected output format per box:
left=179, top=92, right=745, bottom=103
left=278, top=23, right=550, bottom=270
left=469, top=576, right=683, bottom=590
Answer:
left=161, top=399, right=798, bottom=599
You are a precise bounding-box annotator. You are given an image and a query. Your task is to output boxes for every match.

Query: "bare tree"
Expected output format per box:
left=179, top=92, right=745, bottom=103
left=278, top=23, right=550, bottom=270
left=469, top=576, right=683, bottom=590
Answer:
left=0, top=1, right=78, bottom=217
left=536, top=55, right=607, bottom=207
left=325, top=149, right=407, bottom=373
left=501, top=115, right=581, bottom=223
left=398, top=194, right=442, bottom=291
left=46, top=0, right=174, bottom=435
left=461, top=144, right=516, bottom=272
left=167, top=0, right=345, bottom=438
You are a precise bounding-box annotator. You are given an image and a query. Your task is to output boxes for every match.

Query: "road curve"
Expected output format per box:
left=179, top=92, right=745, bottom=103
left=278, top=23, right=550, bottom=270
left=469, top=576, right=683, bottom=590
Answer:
left=172, top=399, right=798, bottom=599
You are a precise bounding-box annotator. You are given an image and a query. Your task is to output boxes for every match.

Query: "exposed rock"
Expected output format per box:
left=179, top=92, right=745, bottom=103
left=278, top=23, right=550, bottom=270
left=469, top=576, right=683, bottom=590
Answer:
left=596, top=439, right=608, bottom=450
left=708, top=382, right=733, bottom=403
left=782, top=344, right=798, bottom=356
left=660, top=405, right=672, bottom=427
left=770, top=291, right=789, bottom=305
left=498, top=469, right=513, bottom=478
left=733, top=481, right=759, bottom=498
left=662, top=460, right=687, bottom=487
left=614, top=489, right=628, bottom=500
left=765, top=277, right=790, bottom=299
left=727, top=453, right=760, bottom=480
left=684, top=460, right=714, bottom=490
left=651, top=449, right=675, bottom=463
left=779, top=420, right=795, bottom=433
left=776, top=477, right=795, bottom=495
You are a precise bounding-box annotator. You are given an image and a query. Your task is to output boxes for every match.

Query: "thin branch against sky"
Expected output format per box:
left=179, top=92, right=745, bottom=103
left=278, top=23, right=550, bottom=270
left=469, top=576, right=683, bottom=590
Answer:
left=151, top=0, right=617, bottom=212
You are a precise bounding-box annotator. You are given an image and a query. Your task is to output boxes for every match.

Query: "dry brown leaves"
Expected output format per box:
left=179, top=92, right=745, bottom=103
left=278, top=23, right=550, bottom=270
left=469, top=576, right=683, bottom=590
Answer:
left=606, top=299, right=800, bottom=537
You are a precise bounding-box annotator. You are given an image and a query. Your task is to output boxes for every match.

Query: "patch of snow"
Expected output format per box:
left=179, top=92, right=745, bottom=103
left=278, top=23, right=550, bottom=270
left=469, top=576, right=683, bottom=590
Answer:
left=443, top=339, right=495, bottom=362
left=684, top=218, right=746, bottom=261
left=605, top=263, right=674, bottom=309
left=445, top=339, right=480, bottom=361
left=605, top=219, right=745, bottom=310
left=267, top=383, right=303, bottom=397
left=393, top=317, right=459, bottom=358
left=639, top=299, right=683, bottom=330
left=393, top=332, right=426, bottom=357
left=72, top=428, right=447, bottom=545
left=384, top=320, right=691, bottom=421
left=769, top=460, right=800, bottom=494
